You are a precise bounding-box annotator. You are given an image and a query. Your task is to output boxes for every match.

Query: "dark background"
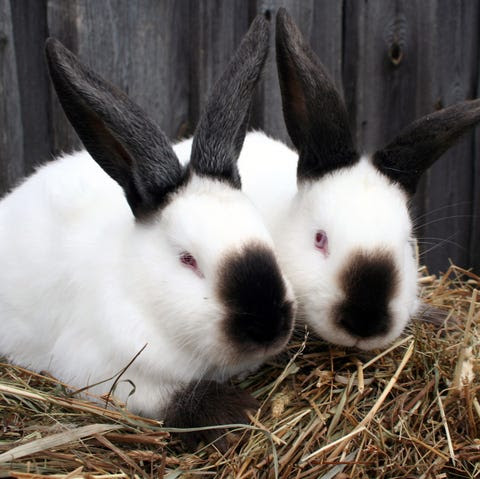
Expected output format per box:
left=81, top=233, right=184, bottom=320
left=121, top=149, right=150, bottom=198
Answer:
left=1, top=0, right=479, bottom=273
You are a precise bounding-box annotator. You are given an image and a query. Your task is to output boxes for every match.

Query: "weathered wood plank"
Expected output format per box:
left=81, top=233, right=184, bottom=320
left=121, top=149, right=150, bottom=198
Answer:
left=188, top=0, right=250, bottom=133
left=471, top=61, right=480, bottom=273
left=343, top=0, right=437, bottom=251
left=10, top=0, right=51, bottom=174
left=344, top=0, right=435, bottom=151
left=344, top=0, right=479, bottom=272
left=251, top=0, right=343, bottom=143
left=45, top=0, right=81, bottom=154
left=251, top=0, right=312, bottom=142
left=47, top=0, right=190, bottom=155
left=0, top=0, right=24, bottom=195
left=419, top=0, right=479, bottom=272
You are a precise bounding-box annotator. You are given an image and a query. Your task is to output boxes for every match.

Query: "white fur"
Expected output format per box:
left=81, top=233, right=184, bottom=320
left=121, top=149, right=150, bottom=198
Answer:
left=176, top=132, right=420, bottom=350
left=0, top=150, right=292, bottom=415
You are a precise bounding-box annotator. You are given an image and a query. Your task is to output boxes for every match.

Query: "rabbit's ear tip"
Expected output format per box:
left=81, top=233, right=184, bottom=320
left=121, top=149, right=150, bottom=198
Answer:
left=250, top=12, right=270, bottom=31
left=276, top=7, right=293, bottom=27
left=45, top=37, right=57, bottom=46
left=45, top=38, right=70, bottom=63
left=45, top=37, right=61, bottom=53
left=45, top=37, right=57, bottom=56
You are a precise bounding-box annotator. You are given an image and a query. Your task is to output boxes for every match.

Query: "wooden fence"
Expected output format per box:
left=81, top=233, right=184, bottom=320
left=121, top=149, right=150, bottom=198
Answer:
left=1, top=0, right=479, bottom=273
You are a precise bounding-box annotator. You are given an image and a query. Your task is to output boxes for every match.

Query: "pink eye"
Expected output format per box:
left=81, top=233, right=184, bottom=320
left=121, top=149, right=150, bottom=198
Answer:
left=315, top=230, right=329, bottom=256
left=180, top=252, right=204, bottom=277
left=180, top=252, right=196, bottom=268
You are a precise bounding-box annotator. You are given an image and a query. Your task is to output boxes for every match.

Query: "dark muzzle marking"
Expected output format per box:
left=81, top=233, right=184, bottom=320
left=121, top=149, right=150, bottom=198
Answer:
left=336, top=250, right=398, bottom=338
left=217, top=243, right=294, bottom=347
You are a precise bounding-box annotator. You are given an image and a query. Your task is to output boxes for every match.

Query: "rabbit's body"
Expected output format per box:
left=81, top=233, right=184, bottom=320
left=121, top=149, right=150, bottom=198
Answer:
left=0, top=16, right=296, bottom=441
left=237, top=132, right=297, bottom=233
left=217, top=9, right=480, bottom=352
left=0, top=150, right=276, bottom=415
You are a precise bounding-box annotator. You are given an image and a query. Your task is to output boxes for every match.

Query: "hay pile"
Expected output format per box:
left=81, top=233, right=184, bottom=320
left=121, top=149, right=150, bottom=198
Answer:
left=1, top=264, right=479, bottom=478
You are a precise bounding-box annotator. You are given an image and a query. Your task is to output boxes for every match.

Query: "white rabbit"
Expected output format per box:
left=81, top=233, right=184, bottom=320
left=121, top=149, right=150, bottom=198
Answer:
left=175, top=8, right=480, bottom=352
left=0, top=15, right=295, bottom=446
left=244, top=9, right=480, bottom=350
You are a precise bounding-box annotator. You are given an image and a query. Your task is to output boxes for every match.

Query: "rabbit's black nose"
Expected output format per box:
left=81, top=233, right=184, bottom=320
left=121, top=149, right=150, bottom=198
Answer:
left=336, top=249, right=398, bottom=339
left=240, top=299, right=294, bottom=343
left=338, top=304, right=390, bottom=338
left=217, top=243, right=294, bottom=348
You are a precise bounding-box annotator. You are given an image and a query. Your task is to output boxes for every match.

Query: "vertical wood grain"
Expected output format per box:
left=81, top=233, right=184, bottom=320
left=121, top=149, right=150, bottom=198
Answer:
left=250, top=0, right=343, bottom=143
left=10, top=0, right=51, bottom=173
left=0, top=0, right=24, bottom=194
left=47, top=0, right=190, bottom=155
left=471, top=49, right=480, bottom=273
left=413, top=0, right=479, bottom=272
left=344, top=0, right=480, bottom=272
left=188, top=0, right=250, bottom=134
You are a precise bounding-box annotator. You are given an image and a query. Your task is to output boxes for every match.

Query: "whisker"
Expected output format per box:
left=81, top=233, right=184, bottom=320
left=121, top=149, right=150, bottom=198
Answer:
left=414, top=214, right=476, bottom=230
left=419, top=232, right=466, bottom=256
left=417, top=236, right=465, bottom=249
left=412, top=200, right=472, bottom=224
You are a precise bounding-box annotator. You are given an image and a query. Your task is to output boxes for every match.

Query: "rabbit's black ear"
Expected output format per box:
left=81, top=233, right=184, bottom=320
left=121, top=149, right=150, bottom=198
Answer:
left=276, top=8, right=358, bottom=182
left=189, top=15, right=270, bottom=188
left=374, top=99, right=480, bottom=195
left=45, top=38, right=183, bottom=219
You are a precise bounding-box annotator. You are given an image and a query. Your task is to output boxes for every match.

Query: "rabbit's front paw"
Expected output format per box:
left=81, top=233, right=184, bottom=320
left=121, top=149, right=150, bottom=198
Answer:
left=164, top=380, right=258, bottom=452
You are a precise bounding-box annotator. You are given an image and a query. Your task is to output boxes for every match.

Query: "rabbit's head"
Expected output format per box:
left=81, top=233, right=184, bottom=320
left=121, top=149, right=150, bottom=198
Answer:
left=45, top=16, right=295, bottom=379
left=274, top=8, right=480, bottom=350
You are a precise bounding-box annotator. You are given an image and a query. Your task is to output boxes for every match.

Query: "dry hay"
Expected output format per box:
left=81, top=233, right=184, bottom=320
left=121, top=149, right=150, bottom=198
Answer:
left=1, top=264, right=479, bottom=479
